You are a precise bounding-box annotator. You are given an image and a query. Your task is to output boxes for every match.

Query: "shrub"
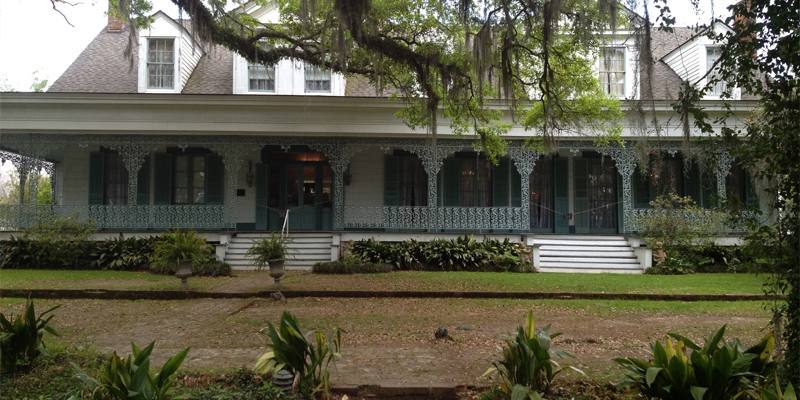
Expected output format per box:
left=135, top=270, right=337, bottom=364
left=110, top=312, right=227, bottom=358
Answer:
left=91, top=237, right=157, bottom=271
left=615, top=325, right=776, bottom=400
left=247, top=234, right=287, bottom=270
left=179, top=369, right=295, bottom=400
left=482, top=311, right=579, bottom=399
left=0, top=236, right=156, bottom=271
left=637, top=194, right=727, bottom=273
left=350, top=236, right=529, bottom=272
left=312, top=254, right=393, bottom=274
left=0, top=299, right=59, bottom=374
left=73, top=342, right=189, bottom=400
left=149, top=231, right=212, bottom=274
left=191, top=260, right=233, bottom=277
left=254, top=311, right=341, bottom=399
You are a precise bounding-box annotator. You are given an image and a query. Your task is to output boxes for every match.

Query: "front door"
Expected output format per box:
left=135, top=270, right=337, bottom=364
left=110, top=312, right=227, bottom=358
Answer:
left=259, top=162, right=332, bottom=231
left=573, top=154, right=618, bottom=234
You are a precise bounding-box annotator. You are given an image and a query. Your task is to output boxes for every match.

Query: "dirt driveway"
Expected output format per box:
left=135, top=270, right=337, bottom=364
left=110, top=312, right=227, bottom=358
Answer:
left=0, top=297, right=770, bottom=387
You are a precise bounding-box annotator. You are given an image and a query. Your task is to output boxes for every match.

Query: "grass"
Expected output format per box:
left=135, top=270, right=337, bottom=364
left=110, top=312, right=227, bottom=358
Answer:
left=0, top=269, right=223, bottom=291
left=0, top=269, right=769, bottom=295
left=280, top=271, right=770, bottom=295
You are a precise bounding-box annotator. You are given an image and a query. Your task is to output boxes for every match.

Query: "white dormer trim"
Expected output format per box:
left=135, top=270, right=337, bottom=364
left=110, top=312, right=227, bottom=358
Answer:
left=136, top=11, right=205, bottom=94
left=662, top=21, right=739, bottom=100
left=232, top=57, right=346, bottom=96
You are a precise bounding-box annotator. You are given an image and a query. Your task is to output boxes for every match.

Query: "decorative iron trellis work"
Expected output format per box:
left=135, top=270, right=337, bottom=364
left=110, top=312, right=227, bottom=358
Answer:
left=0, top=204, right=227, bottom=231
left=0, top=134, right=740, bottom=233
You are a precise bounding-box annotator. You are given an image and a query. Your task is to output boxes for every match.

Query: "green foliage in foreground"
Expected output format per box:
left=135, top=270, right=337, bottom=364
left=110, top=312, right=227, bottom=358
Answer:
left=312, top=254, right=393, bottom=274
left=72, top=342, right=189, bottom=400
left=351, top=236, right=530, bottom=272
left=246, top=234, right=288, bottom=270
left=482, top=312, right=581, bottom=400
left=254, top=311, right=341, bottom=400
left=0, top=299, right=59, bottom=374
left=615, top=325, right=776, bottom=400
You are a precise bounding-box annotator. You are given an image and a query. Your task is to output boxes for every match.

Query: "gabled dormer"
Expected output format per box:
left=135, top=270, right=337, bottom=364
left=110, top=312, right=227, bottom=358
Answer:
left=231, top=3, right=345, bottom=96
left=137, top=11, right=205, bottom=93
left=661, top=20, right=740, bottom=99
left=593, top=33, right=640, bottom=100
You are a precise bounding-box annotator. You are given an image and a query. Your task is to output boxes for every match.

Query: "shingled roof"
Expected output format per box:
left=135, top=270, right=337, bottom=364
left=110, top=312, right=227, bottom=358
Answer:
left=49, top=22, right=701, bottom=101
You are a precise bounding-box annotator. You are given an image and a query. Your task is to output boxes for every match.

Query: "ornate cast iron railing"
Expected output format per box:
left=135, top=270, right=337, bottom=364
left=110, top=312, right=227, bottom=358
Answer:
left=0, top=204, right=227, bottom=231
left=343, top=206, right=525, bottom=231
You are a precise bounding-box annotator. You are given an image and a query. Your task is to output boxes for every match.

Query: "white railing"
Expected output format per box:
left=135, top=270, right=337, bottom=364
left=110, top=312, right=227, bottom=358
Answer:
left=343, top=206, right=525, bottom=231
left=0, top=204, right=228, bottom=231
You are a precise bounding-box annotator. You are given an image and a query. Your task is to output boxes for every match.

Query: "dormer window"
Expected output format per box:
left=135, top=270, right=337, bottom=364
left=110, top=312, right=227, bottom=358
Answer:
left=248, top=63, right=275, bottom=92
left=599, top=47, right=625, bottom=97
left=706, top=46, right=725, bottom=96
left=304, top=63, right=331, bottom=93
left=147, top=38, right=175, bottom=89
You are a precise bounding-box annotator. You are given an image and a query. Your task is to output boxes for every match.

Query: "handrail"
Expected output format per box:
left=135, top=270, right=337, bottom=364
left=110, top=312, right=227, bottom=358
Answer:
left=281, top=209, right=290, bottom=239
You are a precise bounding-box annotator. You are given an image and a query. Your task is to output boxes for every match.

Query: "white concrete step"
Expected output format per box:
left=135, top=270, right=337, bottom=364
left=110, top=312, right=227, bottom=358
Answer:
left=540, top=257, right=639, bottom=264
left=538, top=245, right=633, bottom=252
left=235, top=233, right=332, bottom=239
left=537, top=267, right=642, bottom=274
left=539, top=261, right=640, bottom=269
left=533, top=239, right=630, bottom=246
left=225, top=247, right=330, bottom=255
left=540, top=250, right=636, bottom=258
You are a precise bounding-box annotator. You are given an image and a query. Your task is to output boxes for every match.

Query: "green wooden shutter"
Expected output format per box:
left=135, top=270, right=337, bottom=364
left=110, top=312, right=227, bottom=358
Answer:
left=492, top=158, right=510, bottom=207
left=255, top=163, right=267, bottom=230
left=88, top=151, right=105, bottom=205
left=442, top=158, right=461, bottom=206
left=153, top=153, right=173, bottom=205
left=136, top=156, right=150, bottom=205
left=573, top=158, right=590, bottom=234
left=684, top=163, right=701, bottom=206
left=510, top=165, right=521, bottom=207
left=633, top=168, right=651, bottom=208
left=383, top=155, right=400, bottom=206
left=205, top=154, right=225, bottom=204
left=554, top=157, right=569, bottom=234
left=701, top=169, right=717, bottom=208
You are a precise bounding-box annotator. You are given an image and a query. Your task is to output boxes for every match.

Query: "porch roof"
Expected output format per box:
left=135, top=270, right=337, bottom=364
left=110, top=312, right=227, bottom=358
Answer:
left=0, top=92, right=755, bottom=139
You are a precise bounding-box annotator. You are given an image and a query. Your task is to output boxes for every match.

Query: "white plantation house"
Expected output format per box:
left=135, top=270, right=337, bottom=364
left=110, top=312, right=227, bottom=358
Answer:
left=0, top=3, right=770, bottom=272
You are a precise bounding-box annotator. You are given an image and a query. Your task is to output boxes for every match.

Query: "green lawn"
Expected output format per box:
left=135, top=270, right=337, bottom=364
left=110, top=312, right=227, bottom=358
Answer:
left=0, top=269, right=770, bottom=295
left=0, top=269, right=222, bottom=291
left=280, top=271, right=770, bottom=295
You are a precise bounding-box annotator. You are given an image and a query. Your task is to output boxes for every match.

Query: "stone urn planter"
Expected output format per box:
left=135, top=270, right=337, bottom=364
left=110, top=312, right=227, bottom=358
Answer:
left=268, top=258, right=286, bottom=285
left=175, top=260, right=193, bottom=290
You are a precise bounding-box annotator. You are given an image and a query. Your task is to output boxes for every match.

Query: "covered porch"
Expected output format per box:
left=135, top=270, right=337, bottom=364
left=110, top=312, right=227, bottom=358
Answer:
left=0, top=134, right=761, bottom=235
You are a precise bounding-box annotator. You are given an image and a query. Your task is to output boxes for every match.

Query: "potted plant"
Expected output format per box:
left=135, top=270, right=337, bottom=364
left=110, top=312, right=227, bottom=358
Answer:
left=247, top=234, right=288, bottom=285
left=151, top=230, right=211, bottom=289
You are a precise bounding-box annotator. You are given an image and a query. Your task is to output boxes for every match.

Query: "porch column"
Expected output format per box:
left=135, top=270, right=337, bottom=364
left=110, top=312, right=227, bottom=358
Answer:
left=109, top=143, right=150, bottom=206
left=509, top=147, right=539, bottom=231
left=603, top=146, right=637, bottom=233
left=28, top=163, right=40, bottom=205
left=309, top=142, right=360, bottom=231
left=209, top=144, right=245, bottom=229
left=714, top=150, right=734, bottom=203
left=414, top=145, right=454, bottom=230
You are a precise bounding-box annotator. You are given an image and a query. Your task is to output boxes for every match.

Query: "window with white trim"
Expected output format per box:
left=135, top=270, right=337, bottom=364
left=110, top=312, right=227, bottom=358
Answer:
left=248, top=63, right=275, bottom=92
left=599, top=47, right=625, bottom=97
left=304, top=63, right=331, bottom=93
left=147, top=38, right=175, bottom=89
left=706, top=46, right=726, bottom=96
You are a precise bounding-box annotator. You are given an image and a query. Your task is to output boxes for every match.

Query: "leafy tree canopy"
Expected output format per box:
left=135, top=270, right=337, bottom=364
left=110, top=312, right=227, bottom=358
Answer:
left=107, top=0, right=637, bottom=159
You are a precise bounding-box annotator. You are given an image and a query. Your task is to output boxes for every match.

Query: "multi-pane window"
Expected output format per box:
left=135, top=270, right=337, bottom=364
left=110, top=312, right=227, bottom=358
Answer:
left=599, top=47, right=625, bottom=97
left=147, top=38, right=175, bottom=89
left=706, top=46, right=726, bottom=96
left=248, top=63, right=275, bottom=92
left=174, top=154, right=205, bottom=204
left=458, top=158, right=492, bottom=207
left=304, top=63, right=331, bottom=93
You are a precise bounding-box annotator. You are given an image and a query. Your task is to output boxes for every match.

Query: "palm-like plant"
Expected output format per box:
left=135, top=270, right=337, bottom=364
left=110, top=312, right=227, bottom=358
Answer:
left=483, top=311, right=579, bottom=399
left=74, top=342, right=189, bottom=400
left=150, top=230, right=211, bottom=273
left=246, top=234, right=287, bottom=270
left=0, top=299, right=59, bottom=374
left=254, top=311, right=341, bottom=399
left=615, top=325, right=776, bottom=400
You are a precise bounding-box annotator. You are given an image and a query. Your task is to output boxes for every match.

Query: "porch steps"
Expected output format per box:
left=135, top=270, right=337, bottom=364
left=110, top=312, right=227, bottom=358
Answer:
left=531, top=235, right=642, bottom=274
left=224, top=233, right=333, bottom=270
